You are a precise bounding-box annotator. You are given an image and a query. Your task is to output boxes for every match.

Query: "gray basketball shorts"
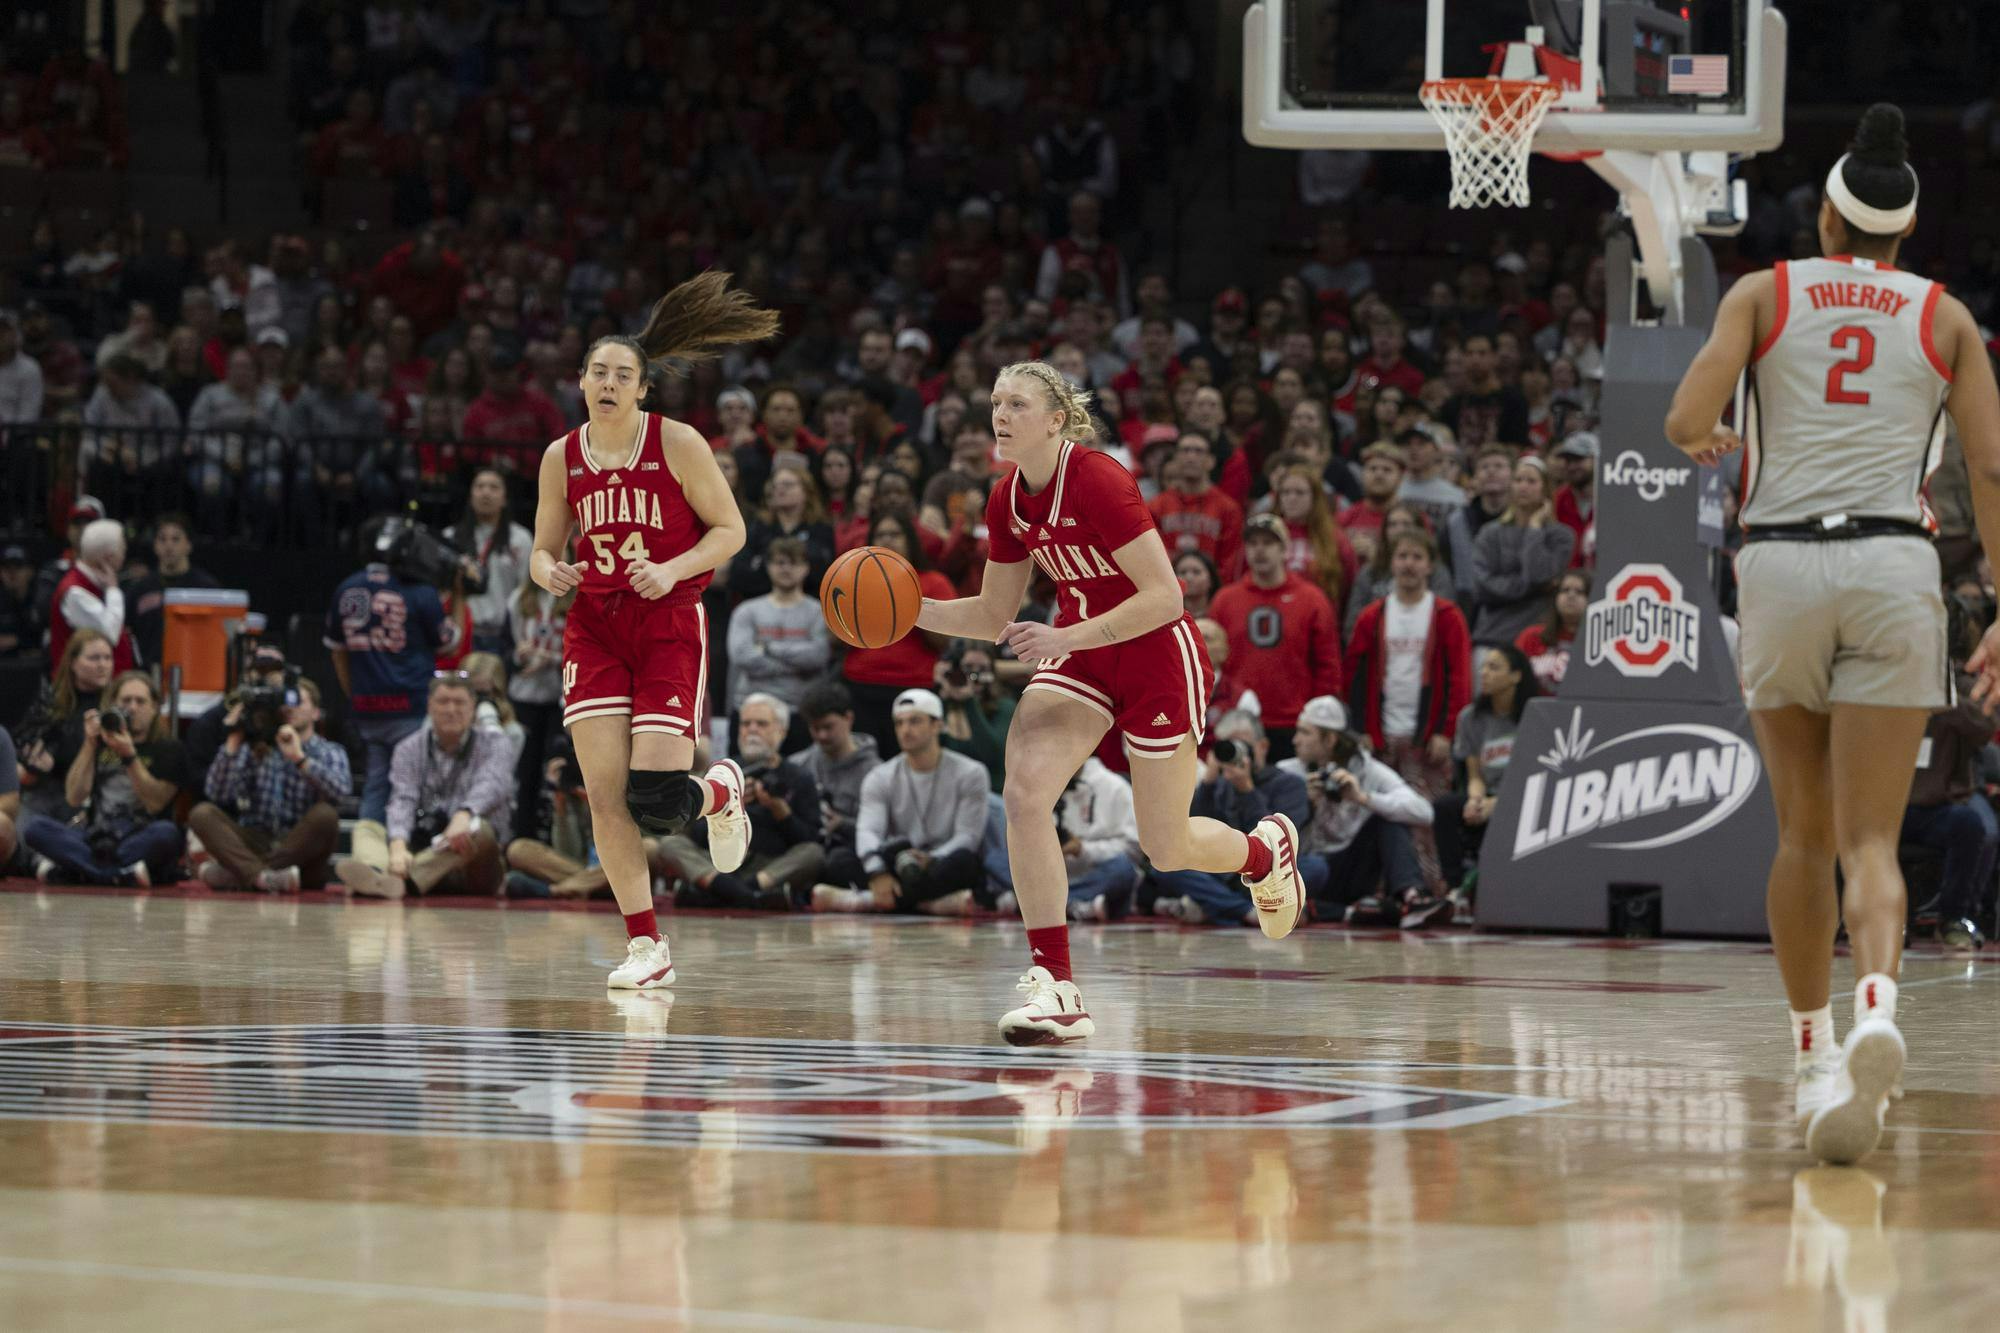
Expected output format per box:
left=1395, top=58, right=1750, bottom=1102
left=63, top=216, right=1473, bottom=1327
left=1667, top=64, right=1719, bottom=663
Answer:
left=1735, top=535, right=1947, bottom=712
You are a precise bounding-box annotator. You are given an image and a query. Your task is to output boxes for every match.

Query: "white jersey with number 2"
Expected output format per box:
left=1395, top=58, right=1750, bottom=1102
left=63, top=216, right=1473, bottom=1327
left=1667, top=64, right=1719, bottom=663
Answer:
left=1740, top=254, right=1954, bottom=529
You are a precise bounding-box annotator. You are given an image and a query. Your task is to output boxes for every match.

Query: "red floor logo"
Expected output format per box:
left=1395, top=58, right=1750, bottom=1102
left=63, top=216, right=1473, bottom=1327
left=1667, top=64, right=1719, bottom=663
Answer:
left=0, top=1024, right=1565, bottom=1156
left=1584, top=563, right=1700, bottom=677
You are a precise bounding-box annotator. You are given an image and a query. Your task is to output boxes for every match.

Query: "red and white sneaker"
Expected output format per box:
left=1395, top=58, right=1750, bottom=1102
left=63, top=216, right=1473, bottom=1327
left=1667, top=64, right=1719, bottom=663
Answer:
left=998, top=966, right=1095, bottom=1047
left=704, top=759, right=749, bottom=873
left=1242, top=814, right=1306, bottom=940
left=606, top=935, right=676, bottom=990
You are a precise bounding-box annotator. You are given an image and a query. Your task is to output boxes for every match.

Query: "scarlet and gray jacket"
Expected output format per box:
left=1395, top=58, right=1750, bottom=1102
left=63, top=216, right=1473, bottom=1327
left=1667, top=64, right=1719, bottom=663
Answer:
left=1343, top=593, right=1474, bottom=750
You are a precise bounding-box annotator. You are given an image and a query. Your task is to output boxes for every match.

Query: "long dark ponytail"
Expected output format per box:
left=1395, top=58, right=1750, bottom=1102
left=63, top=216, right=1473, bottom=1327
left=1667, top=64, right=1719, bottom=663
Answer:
left=585, top=270, right=782, bottom=404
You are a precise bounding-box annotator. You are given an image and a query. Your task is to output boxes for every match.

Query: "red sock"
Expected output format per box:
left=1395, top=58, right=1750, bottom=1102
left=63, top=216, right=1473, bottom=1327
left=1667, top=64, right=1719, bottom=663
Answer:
left=1027, top=925, right=1072, bottom=982
left=701, top=777, right=731, bottom=816
left=623, top=908, right=659, bottom=941
left=1240, top=832, right=1273, bottom=880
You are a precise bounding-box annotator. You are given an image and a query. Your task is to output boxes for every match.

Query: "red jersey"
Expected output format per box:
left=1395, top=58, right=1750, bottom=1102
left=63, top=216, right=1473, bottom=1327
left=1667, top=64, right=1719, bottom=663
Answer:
left=564, top=412, right=711, bottom=605
left=987, top=441, right=1157, bottom=628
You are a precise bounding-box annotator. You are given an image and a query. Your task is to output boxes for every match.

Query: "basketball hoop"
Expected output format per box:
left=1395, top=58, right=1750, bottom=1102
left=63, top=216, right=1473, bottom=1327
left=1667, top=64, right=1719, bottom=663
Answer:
left=1419, top=78, right=1562, bottom=209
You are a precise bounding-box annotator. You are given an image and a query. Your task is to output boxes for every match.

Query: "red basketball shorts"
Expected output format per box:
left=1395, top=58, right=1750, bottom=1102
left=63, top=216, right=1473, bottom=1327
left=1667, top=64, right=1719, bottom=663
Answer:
left=1024, top=614, right=1215, bottom=759
left=562, top=591, right=709, bottom=738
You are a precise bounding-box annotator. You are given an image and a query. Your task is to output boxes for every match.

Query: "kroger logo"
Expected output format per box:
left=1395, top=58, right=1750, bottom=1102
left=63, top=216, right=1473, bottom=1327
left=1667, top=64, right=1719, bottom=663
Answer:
left=1602, top=450, right=1692, bottom=502
left=1584, top=563, right=1699, bottom=677
left=1513, top=710, right=1760, bottom=857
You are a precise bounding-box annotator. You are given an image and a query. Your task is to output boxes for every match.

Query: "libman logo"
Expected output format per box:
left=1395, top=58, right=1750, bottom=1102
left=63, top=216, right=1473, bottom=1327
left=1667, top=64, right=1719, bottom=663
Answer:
left=1583, top=563, right=1699, bottom=677
left=1512, top=709, right=1760, bottom=857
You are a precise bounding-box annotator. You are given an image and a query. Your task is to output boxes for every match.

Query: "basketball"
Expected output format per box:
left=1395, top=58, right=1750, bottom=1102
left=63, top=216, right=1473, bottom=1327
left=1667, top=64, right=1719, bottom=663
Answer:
left=820, top=545, right=922, bottom=649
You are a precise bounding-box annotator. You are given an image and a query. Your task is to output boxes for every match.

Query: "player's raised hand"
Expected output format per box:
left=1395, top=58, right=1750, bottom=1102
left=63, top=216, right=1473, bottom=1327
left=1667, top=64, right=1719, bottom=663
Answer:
left=1967, top=620, right=2000, bottom=707
left=542, top=559, right=587, bottom=596
left=629, top=559, right=679, bottom=601
left=997, top=620, right=1068, bottom=667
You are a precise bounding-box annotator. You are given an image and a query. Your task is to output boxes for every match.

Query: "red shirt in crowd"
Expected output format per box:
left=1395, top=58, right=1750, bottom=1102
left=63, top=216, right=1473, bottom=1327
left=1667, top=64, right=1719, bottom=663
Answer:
left=461, top=385, right=567, bottom=448
left=1516, top=622, right=1575, bottom=693
left=369, top=242, right=467, bottom=341
left=1338, top=496, right=1393, bottom=539
left=1149, top=485, right=1244, bottom=581
left=1553, top=485, right=1594, bottom=569
left=1207, top=572, right=1344, bottom=730
left=1355, top=356, right=1426, bottom=400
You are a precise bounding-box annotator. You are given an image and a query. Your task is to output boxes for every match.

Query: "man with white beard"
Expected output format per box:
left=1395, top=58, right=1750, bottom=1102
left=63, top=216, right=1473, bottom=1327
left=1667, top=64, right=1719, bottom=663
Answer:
left=658, top=693, right=826, bottom=912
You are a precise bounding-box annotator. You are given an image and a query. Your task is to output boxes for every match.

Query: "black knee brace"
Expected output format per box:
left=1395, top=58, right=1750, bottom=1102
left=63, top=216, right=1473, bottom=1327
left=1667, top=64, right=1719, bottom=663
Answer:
left=627, top=768, right=701, bottom=836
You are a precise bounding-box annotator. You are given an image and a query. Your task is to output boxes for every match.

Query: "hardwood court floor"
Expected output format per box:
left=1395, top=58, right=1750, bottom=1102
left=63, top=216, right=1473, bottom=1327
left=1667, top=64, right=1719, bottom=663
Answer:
left=0, top=885, right=1994, bottom=1332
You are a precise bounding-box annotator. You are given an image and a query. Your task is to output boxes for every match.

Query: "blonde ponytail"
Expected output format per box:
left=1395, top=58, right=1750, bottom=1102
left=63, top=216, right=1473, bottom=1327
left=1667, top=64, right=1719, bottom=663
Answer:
left=997, top=359, right=1100, bottom=445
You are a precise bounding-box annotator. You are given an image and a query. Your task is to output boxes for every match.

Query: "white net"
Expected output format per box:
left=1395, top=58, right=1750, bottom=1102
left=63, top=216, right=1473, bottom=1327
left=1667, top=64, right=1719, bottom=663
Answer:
left=1419, top=79, right=1562, bottom=209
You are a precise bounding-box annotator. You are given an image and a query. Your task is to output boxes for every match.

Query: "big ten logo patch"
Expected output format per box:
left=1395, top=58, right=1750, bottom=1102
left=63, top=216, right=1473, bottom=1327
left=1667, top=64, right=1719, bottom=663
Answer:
left=562, top=661, right=578, bottom=701
left=1583, top=563, right=1699, bottom=677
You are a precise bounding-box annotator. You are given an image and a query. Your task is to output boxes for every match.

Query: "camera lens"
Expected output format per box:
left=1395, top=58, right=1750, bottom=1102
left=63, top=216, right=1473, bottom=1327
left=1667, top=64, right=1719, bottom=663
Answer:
left=1212, top=739, right=1241, bottom=765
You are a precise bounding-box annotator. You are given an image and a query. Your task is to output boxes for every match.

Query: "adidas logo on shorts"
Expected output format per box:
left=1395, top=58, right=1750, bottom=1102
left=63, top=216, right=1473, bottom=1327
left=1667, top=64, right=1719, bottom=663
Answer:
left=1152, top=712, right=1170, bottom=726
left=665, top=695, right=682, bottom=707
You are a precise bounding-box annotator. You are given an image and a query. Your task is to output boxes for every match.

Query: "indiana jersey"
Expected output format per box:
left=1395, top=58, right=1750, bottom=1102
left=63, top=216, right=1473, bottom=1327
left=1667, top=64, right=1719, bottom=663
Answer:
left=1741, top=255, right=1954, bottom=529
left=563, top=412, right=711, bottom=604
left=987, top=441, right=1159, bottom=627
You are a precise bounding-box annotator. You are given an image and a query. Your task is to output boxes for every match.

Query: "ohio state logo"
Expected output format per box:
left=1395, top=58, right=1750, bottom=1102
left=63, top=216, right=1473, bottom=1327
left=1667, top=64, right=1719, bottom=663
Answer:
left=1583, top=563, right=1699, bottom=677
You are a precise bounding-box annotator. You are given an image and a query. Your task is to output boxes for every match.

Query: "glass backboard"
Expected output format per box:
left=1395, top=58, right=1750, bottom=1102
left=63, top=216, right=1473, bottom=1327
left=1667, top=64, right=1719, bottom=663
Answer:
left=1245, top=0, right=1784, bottom=154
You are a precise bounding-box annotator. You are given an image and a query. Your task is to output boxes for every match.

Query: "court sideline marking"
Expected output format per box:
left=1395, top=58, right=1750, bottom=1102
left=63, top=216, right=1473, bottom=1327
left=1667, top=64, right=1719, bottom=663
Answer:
left=0, top=1254, right=930, bottom=1332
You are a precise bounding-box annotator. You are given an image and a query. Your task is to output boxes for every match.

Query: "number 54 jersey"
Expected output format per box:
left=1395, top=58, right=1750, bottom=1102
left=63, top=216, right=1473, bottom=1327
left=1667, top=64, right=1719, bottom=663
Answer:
left=560, top=412, right=714, bottom=739
left=564, top=411, right=713, bottom=604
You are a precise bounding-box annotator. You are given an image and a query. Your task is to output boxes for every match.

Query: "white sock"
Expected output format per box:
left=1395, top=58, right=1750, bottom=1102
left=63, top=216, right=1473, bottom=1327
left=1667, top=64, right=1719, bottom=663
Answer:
left=1790, top=1006, right=1836, bottom=1064
left=1855, top=973, right=1899, bottom=1025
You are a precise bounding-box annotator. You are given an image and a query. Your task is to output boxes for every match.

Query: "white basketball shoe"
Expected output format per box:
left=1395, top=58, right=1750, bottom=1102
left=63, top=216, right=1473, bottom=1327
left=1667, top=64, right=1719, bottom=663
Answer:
left=1806, top=1013, right=1904, bottom=1165
left=998, top=966, right=1095, bottom=1047
left=1795, top=1052, right=1841, bottom=1132
left=606, top=935, right=676, bottom=990
left=704, top=759, right=749, bottom=872
left=1242, top=814, right=1307, bottom=940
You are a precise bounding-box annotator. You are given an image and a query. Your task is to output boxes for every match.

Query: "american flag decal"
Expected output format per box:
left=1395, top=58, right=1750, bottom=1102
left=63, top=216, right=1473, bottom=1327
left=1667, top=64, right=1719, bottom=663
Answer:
left=1667, top=54, right=1729, bottom=96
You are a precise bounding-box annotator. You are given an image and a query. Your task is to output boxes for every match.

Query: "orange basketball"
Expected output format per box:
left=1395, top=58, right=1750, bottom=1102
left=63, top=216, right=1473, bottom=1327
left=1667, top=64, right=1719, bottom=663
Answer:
left=820, top=545, right=923, bottom=649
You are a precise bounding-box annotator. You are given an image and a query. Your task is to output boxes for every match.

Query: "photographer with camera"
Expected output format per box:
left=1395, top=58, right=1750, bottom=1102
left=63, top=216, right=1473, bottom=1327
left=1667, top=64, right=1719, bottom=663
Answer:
left=936, top=639, right=1016, bottom=791
left=187, top=676, right=350, bottom=892
left=185, top=643, right=289, bottom=775
left=659, top=693, right=826, bottom=911
left=323, top=515, right=451, bottom=864
left=1151, top=710, right=1310, bottom=927
left=334, top=674, right=514, bottom=897
left=19, top=670, right=191, bottom=886
left=1278, top=696, right=1442, bottom=929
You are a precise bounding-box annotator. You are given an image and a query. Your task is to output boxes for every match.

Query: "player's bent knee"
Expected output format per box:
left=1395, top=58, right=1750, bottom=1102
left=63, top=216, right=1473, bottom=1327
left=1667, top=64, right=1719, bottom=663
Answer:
left=626, top=768, right=702, bottom=836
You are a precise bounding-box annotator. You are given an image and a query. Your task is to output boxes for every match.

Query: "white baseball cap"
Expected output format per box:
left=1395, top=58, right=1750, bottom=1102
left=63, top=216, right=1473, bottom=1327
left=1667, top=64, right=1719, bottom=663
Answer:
left=1297, top=695, right=1348, bottom=732
left=892, top=688, right=944, bottom=720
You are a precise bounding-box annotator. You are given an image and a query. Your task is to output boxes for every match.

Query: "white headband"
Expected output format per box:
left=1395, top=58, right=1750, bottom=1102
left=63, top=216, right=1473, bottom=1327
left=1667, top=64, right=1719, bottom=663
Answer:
left=1825, top=154, right=1918, bottom=236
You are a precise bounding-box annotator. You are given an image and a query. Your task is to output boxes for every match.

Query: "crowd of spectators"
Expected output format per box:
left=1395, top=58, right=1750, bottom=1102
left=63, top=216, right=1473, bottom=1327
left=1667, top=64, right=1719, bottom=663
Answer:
left=3, top=5, right=1999, bottom=943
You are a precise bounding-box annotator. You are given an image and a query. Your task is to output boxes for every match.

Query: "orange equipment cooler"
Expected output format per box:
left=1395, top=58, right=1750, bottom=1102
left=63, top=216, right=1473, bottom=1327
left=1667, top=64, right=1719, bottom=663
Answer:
left=161, top=588, right=252, bottom=693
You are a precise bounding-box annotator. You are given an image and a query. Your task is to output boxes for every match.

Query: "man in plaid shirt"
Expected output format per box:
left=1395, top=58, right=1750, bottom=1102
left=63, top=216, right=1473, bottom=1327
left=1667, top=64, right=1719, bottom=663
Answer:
left=334, top=675, right=514, bottom=898
left=187, top=677, right=351, bottom=891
